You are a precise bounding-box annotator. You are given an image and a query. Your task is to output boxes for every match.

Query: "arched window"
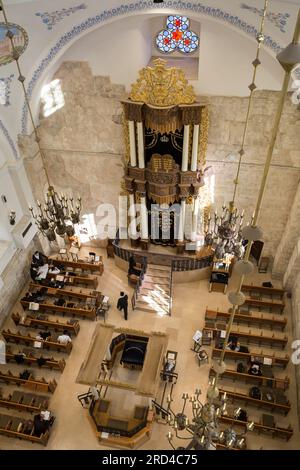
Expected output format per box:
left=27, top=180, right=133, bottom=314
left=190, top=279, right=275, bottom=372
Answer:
left=155, top=15, right=199, bottom=54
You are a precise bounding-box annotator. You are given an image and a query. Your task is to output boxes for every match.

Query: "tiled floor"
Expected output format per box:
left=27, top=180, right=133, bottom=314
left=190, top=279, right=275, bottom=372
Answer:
left=0, top=246, right=299, bottom=450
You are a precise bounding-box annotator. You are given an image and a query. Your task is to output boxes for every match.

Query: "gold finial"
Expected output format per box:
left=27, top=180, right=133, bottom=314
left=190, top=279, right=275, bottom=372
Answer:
left=129, top=58, right=196, bottom=107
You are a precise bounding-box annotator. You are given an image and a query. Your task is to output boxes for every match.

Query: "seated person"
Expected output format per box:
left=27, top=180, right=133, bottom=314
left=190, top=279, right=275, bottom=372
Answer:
left=128, top=255, right=142, bottom=277
left=33, top=413, right=51, bottom=437
left=21, top=292, right=34, bottom=302
left=57, top=330, right=72, bottom=345
left=30, top=266, right=39, bottom=281
left=32, top=251, right=48, bottom=268
left=226, top=337, right=239, bottom=351
left=36, top=331, right=51, bottom=341
left=48, top=265, right=60, bottom=275
left=248, top=362, right=262, bottom=376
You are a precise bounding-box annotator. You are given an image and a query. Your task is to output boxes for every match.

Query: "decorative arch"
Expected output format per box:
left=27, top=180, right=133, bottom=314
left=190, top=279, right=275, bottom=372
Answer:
left=20, top=0, right=283, bottom=134
left=0, top=119, right=19, bottom=159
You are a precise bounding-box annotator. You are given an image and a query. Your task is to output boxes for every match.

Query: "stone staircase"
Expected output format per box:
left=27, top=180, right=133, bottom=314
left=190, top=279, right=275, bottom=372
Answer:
left=134, top=264, right=172, bottom=316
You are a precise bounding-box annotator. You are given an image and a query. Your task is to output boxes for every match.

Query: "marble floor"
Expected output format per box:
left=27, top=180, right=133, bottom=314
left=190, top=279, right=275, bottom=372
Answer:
left=0, top=246, right=299, bottom=450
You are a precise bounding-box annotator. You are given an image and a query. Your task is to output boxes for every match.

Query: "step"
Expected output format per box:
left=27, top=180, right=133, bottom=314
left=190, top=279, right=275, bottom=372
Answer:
left=134, top=300, right=170, bottom=315
left=140, top=284, right=171, bottom=295
left=144, top=275, right=170, bottom=286
left=137, top=291, right=170, bottom=306
left=147, top=264, right=171, bottom=273
left=139, top=288, right=170, bottom=300
left=146, top=269, right=171, bottom=279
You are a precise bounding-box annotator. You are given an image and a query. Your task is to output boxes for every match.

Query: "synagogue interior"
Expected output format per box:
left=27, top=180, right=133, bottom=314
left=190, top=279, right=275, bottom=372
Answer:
left=0, top=0, right=300, bottom=452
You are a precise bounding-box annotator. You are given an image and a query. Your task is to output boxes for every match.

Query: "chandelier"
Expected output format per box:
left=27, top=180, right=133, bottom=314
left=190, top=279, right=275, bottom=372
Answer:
left=204, top=1, right=269, bottom=259
left=0, top=1, right=82, bottom=242
left=166, top=386, right=254, bottom=450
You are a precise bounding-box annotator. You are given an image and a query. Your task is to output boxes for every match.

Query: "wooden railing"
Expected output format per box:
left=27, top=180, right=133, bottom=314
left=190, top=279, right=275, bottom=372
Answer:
left=131, top=263, right=147, bottom=311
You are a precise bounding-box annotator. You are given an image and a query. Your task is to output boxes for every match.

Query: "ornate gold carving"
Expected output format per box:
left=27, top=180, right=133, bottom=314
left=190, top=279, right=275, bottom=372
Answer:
left=122, top=113, right=130, bottom=165
left=186, top=195, right=194, bottom=205
left=130, top=58, right=196, bottom=107
left=199, top=106, right=209, bottom=167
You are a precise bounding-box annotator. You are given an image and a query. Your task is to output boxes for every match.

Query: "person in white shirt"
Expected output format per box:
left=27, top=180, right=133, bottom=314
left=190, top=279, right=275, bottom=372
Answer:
left=57, top=330, right=72, bottom=344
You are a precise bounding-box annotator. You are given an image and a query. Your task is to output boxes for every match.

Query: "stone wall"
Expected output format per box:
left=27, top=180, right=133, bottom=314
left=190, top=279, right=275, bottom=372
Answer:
left=0, top=238, right=40, bottom=328
left=18, top=61, right=300, bottom=259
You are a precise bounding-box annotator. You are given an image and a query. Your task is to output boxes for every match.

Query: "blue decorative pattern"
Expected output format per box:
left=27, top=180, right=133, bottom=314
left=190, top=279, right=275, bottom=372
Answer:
left=0, top=74, right=14, bottom=106
left=36, top=4, right=87, bottom=31
left=0, top=119, right=18, bottom=158
left=20, top=1, right=283, bottom=134
left=241, top=3, right=290, bottom=33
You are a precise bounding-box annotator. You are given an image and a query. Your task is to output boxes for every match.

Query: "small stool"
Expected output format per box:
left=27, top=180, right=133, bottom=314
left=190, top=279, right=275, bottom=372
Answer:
left=197, top=350, right=209, bottom=366
left=59, top=248, right=68, bottom=260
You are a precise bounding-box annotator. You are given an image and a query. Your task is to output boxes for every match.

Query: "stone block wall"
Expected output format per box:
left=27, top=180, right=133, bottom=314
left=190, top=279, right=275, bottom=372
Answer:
left=18, top=61, right=300, bottom=259
left=0, top=238, right=39, bottom=328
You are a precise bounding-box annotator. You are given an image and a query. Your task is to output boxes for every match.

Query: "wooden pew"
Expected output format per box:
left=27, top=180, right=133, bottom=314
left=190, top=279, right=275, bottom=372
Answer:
left=0, top=371, right=57, bottom=393
left=50, top=256, right=104, bottom=274
left=218, top=388, right=291, bottom=415
left=212, top=348, right=289, bottom=369
left=244, top=298, right=285, bottom=314
left=47, top=272, right=98, bottom=289
left=0, top=413, right=49, bottom=446
left=5, top=347, right=66, bottom=372
left=0, top=390, right=49, bottom=413
left=12, top=312, right=80, bottom=336
left=242, top=284, right=285, bottom=300
left=203, top=327, right=288, bottom=349
left=205, top=308, right=287, bottom=331
left=2, top=329, right=73, bottom=354
left=220, top=415, right=293, bottom=441
left=20, top=300, right=96, bottom=320
left=29, top=282, right=101, bottom=301
left=209, top=367, right=289, bottom=390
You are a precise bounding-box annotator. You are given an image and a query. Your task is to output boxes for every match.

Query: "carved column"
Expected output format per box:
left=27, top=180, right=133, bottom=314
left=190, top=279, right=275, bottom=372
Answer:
left=191, top=124, right=199, bottom=172
left=137, top=121, right=145, bottom=169
left=128, top=121, right=137, bottom=167
left=181, top=125, right=190, bottom=172
left=178, top=198, right=186, bottom=242
left=128, top=193, right=138, bottom=246
left=140, top=195, right=148, bottom=241
left=191, top=197, right=199, bottom=242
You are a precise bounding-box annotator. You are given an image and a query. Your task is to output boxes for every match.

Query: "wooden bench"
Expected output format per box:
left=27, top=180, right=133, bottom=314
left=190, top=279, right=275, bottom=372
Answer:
left=212, top=348, right=289, bottom=369
left=0, top=412, right=49, bottom=446
left=220, top=415, right=293, bottom=441
left=204, top=327, right=288, bottom=349
left=12, top=312, right=80, bottom=335
left=218, top=388, right=291, bottom=415
left=50, top=256, right=104, bottom=274
left=0, top=390, right=49, bottom=413
left=244, top=297, right=285, bottom=314
left=5, top=347, right=66, bottom=372
left=2, top=329, right=73, bottom=354
left=209, top=367, right=289, bottom=390
left=242, top=284, right=285, bottom=300
left=205, top=308, right=287, bottom=331
left=20, top=300, right=96, bottom=320
left=47, top=272, right=98, bottom=289
left=0, top=371, right=57, bottom=393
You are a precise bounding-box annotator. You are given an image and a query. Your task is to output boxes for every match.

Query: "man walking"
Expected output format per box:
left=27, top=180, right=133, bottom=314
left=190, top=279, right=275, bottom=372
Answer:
left=117, top=291, right=129, bottom=320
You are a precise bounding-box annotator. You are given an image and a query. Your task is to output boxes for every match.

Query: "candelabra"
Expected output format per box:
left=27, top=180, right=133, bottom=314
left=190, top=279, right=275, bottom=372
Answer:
left=29, top=187, right=81, bottom=241
left=204, top=202, right=246, bottom=260
left=166, top=386, right=254, bottom=450
left=0, top=0, right=82, bottom=242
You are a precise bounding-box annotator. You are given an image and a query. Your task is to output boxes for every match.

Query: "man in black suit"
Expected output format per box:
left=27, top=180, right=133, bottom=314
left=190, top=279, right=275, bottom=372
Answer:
left=117, top=291, right=128, bottom=320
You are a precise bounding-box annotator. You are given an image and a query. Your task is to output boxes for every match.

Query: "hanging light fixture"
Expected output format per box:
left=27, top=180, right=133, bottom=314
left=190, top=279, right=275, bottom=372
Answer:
left=204, top=0, right=269, bottom=260
left=0, top=0, right=82, bottom=242
left=166, top=386, right=254, bottom=450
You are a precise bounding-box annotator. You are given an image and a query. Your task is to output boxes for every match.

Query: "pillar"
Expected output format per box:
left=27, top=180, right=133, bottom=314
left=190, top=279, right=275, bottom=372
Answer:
left=137, top=121, right=145, bottom=169
left=140, top=195, right=148, bottom=240
left=191, top=197, right=199, bottom=242
left=128, top=193, right=137, bottom=239
left=178, top=199, right=186, bottom=242
left=191, top=124, right=199, bottom=172
left=181, top=125, right=190, bottom=172
left=128, top=121, right=137, bottom=167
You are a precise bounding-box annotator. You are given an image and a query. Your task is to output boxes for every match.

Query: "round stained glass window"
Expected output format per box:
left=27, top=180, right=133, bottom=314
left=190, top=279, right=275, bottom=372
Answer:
left=155, top=15, right=199, bottom=55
